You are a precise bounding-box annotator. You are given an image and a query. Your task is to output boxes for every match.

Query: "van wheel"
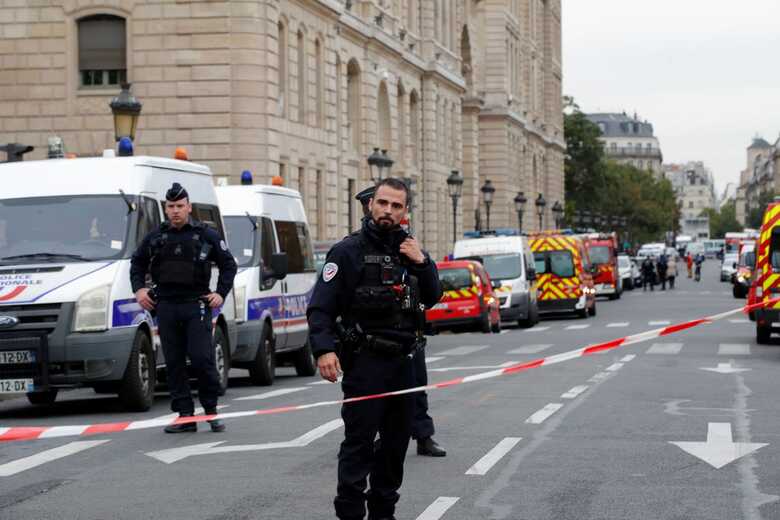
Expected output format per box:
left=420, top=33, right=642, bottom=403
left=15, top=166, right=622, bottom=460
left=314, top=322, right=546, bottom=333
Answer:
left=491, top=317, right=501, bottom=333
left=577, top=307, right=588, bottom=319
left=518, top=317, right=534, bottom=328
left=749, top=311, right=756, bottom=322
left=27, top=389, right=58, bottom=406
left=480, top=312, right=492, bottom=333
left=214, top=326, right=230, bottom=396
left=588, top=302, right=597, bottom=317
left=118, top=332, right=155, bottom=412
left=757, top=323, right=771, bottom=344
left=249, top=327, right=275, bottom=386
left=294, top=340, right=317, bottom=377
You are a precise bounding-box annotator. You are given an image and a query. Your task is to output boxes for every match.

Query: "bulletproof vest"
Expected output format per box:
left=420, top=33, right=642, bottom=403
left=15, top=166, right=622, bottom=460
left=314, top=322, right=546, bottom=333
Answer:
left=347, top=237, right=424, bottom=340
left=150, top=224, right=212, bottom=288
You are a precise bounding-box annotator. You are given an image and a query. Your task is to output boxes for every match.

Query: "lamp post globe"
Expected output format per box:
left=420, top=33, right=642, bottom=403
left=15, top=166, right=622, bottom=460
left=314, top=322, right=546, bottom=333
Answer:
left=551, top=200, right=564, bottom=229
left=513, top=191, right=527, bottom=233
left=109, top=82, right=142, bottom=142
left=535, top=193, right=546, bottom=230
left=480, top=179, right=496, bottom=231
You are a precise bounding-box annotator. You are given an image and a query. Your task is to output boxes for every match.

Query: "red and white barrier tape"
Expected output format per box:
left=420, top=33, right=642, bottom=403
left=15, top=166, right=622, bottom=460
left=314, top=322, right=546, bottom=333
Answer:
left=0, top=299, right=773, bottom=443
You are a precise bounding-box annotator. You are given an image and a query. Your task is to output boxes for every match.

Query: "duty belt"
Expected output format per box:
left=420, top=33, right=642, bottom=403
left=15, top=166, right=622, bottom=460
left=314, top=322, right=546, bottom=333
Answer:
left=363, top=335, right=425, bottom=358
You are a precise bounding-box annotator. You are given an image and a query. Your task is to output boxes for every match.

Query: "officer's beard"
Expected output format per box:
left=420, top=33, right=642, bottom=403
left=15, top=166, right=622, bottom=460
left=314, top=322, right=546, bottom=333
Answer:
left=374, top=216, right=395, bottom=230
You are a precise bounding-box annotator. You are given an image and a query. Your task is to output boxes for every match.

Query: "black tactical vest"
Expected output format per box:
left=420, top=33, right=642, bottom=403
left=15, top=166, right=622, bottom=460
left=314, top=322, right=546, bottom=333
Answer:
left=150, top=224, right=212, bottom=289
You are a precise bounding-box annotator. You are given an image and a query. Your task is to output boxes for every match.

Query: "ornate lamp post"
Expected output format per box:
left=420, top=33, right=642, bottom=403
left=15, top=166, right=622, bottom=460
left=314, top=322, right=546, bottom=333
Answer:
left=446, top=170, right=464, bottom=247
left=513, top=191, right=527, bottom=233
left=109, top=83, right=142, bottom=142
left=480, top=179, right=495, bottom=231
left=367, top=148, right=394, bottom=182
left=551, top=200, right=564, bottom=229
left=535, top=193, right=546, bottom=230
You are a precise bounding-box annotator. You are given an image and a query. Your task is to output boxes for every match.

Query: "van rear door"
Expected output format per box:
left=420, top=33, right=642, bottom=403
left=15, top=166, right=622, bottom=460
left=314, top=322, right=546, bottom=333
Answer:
left=274, top=220, right=315, bottom=351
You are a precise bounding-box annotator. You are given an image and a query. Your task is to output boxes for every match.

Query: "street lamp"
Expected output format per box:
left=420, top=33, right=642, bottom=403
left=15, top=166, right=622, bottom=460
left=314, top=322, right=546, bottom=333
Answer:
left=367, top=148, right=394, bottom=182
left=480, top=179, right=495, bottom=231
left=551, top=200, right=564, bottom=229
left=446, top=170, right=464, bottom=247
left=109, top=82, right=142, bottom=142
left=513, top=191, right=527, bottom=233
left=535, top=193, right=546, bottom=230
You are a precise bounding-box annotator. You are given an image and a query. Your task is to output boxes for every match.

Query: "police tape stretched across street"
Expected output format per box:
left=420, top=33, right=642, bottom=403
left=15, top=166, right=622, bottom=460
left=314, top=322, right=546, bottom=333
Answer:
left=306, top=177, right=443, bottom=520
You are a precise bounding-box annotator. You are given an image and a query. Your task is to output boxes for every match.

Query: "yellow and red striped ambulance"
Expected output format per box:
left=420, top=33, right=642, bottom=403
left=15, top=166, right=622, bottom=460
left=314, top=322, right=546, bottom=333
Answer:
left=529, top=232, right=596, bottom=318
left=751, top=200, right=780, bottom=343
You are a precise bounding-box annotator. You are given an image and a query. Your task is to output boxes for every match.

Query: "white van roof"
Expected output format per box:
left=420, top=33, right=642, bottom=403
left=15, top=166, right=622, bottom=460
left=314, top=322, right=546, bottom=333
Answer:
left=0, top=156, right=213, bottom=200
left=215, top=185, right=308, bottom=223
left=453, top=236, right=527, bottom=257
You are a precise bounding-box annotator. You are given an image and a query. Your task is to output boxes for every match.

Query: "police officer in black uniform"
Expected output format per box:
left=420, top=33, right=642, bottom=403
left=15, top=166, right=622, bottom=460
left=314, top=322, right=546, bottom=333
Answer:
left=355, top=186, right=446, bottom=458
left=130, top=183, right=237, bottom=433
left=308, top=178, right=443, bottom=520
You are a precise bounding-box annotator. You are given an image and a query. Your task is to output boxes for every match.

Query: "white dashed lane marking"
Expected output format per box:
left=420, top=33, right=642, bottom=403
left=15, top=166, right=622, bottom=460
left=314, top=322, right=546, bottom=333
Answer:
left=565, top=324, right=590, bottom=330
left=646, top=343, right=683, bottom=355
left=235, top=388, right=309, bottom=401
left=436, top=345, right=490, bottom=356
left=718, top=343, right=751, bottom=356
left=588, top=372, right=610, bottom=383
left=415, top=497, right=460, bottom=520
left=0, top=440, right=111, bottom=477
left=606, top=322, right=629, bottom=328
left=425, top=356, right=445, bottom=364
left=465, top=437, right=522, bottom=476
left=526, top=326, right=550, bottom=332
left=605, top=362, right=624, bottom=372
left=561, top=385, right=589, bottom=399
left=620, top=354, right=636, bottom=362
left=525, top=403, right=563, bottom=424
left=729, top=319, right=750, bottom=324
left=507, top=344, right=553, bottom=354
left=648, top=320, right=671, bottom=326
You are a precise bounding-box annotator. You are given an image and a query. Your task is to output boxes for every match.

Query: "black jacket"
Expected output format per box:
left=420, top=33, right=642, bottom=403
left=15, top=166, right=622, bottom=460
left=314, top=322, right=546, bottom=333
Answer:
left=306, top=218, right=443, bottom=359
left=130, top=220, right=237, bottom=301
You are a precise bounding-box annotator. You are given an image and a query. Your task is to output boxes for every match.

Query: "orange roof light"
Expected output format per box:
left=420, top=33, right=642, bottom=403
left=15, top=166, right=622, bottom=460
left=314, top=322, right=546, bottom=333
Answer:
left=174, top=147, right=189, bottom=161
left=271, top=175, right=284, bottom=186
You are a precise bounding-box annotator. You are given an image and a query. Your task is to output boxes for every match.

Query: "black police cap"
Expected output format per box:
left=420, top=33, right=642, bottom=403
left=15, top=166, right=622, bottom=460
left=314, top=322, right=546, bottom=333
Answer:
left=165, top=182, right=188, bottom=201
left=355, top=186, right=375, bottom=207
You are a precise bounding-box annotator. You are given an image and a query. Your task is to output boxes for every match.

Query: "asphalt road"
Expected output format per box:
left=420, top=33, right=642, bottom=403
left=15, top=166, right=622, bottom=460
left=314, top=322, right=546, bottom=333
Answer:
left=0, top=260, right=778, bottom=520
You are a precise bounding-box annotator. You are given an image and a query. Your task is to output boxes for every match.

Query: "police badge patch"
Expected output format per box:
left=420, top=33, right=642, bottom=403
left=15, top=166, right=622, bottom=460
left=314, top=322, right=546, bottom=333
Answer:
left=322, top=262, right=338, bottom=282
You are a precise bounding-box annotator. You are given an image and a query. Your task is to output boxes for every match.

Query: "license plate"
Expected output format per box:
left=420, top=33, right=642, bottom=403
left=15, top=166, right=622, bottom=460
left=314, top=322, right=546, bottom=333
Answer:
left=432, top=303, right=448, bottom=310
left=0, top=379, right=34, bottom=394
left=0, top=350, right=36, bottom=364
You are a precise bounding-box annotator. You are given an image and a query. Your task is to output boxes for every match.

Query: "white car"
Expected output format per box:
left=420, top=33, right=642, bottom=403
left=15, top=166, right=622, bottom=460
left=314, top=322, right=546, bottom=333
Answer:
left=617, top=254, right=639, bottom=290
left=720, top=253, right=739, bottom=282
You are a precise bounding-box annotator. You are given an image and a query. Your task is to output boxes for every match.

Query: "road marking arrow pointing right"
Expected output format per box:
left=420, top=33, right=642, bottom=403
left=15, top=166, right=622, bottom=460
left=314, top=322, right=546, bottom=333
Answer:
left=670, top=422, right=767, bottom=469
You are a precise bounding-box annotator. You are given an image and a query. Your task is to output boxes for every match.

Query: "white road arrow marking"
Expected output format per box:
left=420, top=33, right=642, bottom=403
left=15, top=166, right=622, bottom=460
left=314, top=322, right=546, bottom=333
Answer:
left=700, top=362, right=751, bottom=374
left=145, top=419, right=344, bottom=464
left=670, top=422, right=767, bottom=469
left=0, top=440, right=110, bottom=477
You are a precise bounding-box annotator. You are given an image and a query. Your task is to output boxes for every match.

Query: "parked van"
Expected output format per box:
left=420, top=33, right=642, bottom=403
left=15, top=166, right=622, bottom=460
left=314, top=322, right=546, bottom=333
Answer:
left=751, top=200, right=780, bottom=343
left=0, top=155, right=236, bottom=410
left=216, top=185, right=317, bottom=385
left=529, top=232, right=596, bottom=318
left=452, top=235, right=539, bottom=327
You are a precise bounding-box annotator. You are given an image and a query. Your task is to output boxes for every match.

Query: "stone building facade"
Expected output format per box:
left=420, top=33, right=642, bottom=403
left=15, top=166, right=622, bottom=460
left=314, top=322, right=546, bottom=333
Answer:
left=585, top=112, right=663, bottom=176
left=663, top=161, right=716, bottom=239
left=0, top=0, right=564, bottom=259
left=735, top=136, right=779, bottom=226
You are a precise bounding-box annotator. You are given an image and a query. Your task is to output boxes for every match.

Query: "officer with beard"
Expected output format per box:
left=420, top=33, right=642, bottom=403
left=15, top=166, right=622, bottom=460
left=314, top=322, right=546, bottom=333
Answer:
left=130, top=182, right=237, bottom=433
left=308, top=177, right=443, bottom=520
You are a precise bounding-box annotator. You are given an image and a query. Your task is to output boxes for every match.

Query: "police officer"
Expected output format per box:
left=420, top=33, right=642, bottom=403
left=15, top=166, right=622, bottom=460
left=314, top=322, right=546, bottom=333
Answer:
left=308, top=178, right=443, bottom=520
left=130, top=183, right=237, bottom=433
left=355, top=186, right=446, bottom=458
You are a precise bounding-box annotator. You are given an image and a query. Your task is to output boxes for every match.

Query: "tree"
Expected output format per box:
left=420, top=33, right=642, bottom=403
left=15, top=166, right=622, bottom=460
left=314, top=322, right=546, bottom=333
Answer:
left=564, top=106, right=607, bottom=210
left=700, top=201, right=742, bottom=238
left=747, top=191, right=774, bottom=229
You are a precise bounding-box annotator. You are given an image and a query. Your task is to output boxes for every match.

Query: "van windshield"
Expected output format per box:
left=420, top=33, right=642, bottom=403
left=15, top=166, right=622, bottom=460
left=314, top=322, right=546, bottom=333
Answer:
left=0, top=195, right=131, bottom=264
left=477, top=253, right=523, bottom=281
left=224, top=216, right=256, bottom=267
left=439, top=268, right=474, bottom=291
left=589, top=245, right=610, bottom=265
left=534, top=251, right=575, bottom=278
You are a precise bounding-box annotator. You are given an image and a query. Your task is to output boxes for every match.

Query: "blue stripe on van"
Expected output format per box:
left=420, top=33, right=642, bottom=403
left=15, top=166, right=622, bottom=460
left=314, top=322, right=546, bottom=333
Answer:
left=247, top=288, right=313, bottom=322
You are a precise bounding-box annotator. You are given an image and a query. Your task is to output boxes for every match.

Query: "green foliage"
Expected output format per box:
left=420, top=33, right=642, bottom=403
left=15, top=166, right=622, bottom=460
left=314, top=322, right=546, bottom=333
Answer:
left=746, top=191, right=775, bottom=229
left=700, top=201, right=742, bottom=238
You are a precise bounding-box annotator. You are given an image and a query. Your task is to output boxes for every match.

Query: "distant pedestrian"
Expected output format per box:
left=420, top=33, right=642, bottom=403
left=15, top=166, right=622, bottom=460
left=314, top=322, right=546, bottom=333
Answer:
left=641, top=256, right=655, bottom=291
left=667, top=254, right=678, bottom=289
left=657, top=254, right=668, bottom=290
left=686, top=253, right=693, bottom=278
left=694, top=253, right=704, bottom=282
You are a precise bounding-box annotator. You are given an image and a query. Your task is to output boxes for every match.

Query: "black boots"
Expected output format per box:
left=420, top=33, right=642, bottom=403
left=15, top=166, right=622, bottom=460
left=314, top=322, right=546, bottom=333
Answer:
left=205, top=409, right=226, bottom=433
left=164, top=413, right=197, bottom=433
left=417, top=437, right=446, bottom=457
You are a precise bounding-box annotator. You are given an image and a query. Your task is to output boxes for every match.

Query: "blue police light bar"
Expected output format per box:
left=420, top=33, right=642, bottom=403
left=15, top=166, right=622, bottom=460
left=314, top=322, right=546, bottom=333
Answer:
left=240, top=170, right=253, bottom=185
left=117, top=137, right=134, bottom=157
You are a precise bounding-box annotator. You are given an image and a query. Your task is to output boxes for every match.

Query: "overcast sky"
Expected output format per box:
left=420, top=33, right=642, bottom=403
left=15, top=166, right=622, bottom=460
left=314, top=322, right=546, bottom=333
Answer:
left=562, top=0, right=780, bottom=196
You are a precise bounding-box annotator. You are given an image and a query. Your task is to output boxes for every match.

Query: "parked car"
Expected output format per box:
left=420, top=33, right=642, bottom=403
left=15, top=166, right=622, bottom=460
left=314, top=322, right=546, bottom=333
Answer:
left=720, top=253, right=739, bottom=282
left=617, top=254, right=639, bottom=290
left=425, top=260, right=501, bottom=334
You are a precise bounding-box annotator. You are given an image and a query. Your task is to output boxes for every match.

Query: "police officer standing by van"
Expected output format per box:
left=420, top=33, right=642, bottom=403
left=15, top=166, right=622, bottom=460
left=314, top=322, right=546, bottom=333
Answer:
left=308, top=178, right=443, bottom=520
left=130, top=183, right=237, bottom=433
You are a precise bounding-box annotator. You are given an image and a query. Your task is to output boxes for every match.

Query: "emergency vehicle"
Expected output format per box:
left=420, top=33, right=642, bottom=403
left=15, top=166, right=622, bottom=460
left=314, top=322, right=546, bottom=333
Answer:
left=216, top=183, right=317, bottom=386
left=751, top=199, right=780, bottom=343
left=452, top=234, right=539, bottom=327
left=582, top=232, right=622, bottom=299
left=425, top=260, right=501, bottom=333
left=732, top=242, right=755, bottom=298
left=0, top=153, right=237, bottom=410
left=529, top=232, right=596, bottom=318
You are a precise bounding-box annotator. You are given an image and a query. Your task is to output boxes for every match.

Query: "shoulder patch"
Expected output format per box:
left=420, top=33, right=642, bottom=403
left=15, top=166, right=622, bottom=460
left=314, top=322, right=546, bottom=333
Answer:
left=322, top=262, right=339, bottom=283
left=219, top=240, right=227, bottom=251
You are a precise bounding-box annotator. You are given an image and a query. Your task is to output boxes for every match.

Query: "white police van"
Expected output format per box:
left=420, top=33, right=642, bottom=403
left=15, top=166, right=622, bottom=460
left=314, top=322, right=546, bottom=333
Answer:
left=216, top=184, right=317, bottom=385
left=0, top=155, right=237, bottom=410
left=453, top=234, right=540, bottom=327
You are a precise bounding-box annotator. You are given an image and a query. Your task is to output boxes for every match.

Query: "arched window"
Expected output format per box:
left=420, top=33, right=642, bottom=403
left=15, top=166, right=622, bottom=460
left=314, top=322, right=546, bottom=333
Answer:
left=377, top=81, right=391, bottom=153
left=315, top=38, right=324, bottom=127
left=78, top=15, right=126, bottom=88
left=277, top=20, right=288, bottom=116
left=410, top=90, right=420, bottom=166
left=346, top=59, right=361, bottom=152
left=297, top=28, right=307, bottom=124
left=397, top=82, right=406, bottom=165
left=335, top=55, right=342, bottom=150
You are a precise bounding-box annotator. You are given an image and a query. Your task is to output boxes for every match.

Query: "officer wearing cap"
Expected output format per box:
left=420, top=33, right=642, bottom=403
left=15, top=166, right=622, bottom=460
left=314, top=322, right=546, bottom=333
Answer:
left=355, top=186, right=446, bottom=458
left=308, top=177, right=443, bottom=520
left=130, top=182, right=237, bottom=433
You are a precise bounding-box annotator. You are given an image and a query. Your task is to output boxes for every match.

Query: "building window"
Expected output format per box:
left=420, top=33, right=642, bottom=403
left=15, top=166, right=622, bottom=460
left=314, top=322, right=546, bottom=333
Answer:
left=689, top=201, right=694, bottom=209
left=347, top=59, right=361, bottom=152
left=315, top=38, right=324, bottom=127
left=410, top=90, right=420, bottom=166
left=78, top=15, right=126, bottom=88
left=397, top=84, right=406, bottom=165
left=278, top=20, right=288, bottom=116
left=297, top=29, right=307, bottom=124
left=335, top=55, right=342, bottom=150
left=377, top=81, right=391, bottom=153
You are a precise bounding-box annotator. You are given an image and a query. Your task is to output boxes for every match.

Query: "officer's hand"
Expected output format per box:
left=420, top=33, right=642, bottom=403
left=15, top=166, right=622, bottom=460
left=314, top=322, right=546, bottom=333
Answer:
left=400, top=238, right=425, bottom=264
left=317, top=352, right=342, bottom=382
left=204, top=292, right=224, bottom=309
left=135, top=288, right=156, bottom=311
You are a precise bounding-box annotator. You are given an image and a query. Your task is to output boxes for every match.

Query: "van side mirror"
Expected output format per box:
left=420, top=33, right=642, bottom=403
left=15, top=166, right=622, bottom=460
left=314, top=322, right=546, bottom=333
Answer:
left=733, top=262, right=737, bottom=269
left=261, top=253, right=288, bottom=287
left=490, top=279, right=501, bottom=290
left=527, top=268, right=536, bottom=281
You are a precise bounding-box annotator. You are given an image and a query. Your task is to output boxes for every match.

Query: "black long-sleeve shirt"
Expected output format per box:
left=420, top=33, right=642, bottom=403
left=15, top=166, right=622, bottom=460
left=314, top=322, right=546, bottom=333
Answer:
left=130, top=220, right=237, bottom=301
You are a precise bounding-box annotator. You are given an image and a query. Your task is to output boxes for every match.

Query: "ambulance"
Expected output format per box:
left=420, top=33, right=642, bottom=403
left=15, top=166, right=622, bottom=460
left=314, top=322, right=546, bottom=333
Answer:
left=529, top=232, right=596, bottom=318
left=452, top=234, right=539, bottom=327
left=216, top=184, right=317, bottom=386
left=0, top=154, right=237, bottom=410
left=751, top=199, right=780, bottom=343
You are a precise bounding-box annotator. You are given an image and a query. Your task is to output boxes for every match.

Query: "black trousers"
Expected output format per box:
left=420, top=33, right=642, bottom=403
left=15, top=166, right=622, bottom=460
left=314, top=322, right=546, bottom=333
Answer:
left=336, top=351, right=415, bottom=520
left=156, top=300, right=220, bottom=414
left=411, top=347, right=434, bottom=440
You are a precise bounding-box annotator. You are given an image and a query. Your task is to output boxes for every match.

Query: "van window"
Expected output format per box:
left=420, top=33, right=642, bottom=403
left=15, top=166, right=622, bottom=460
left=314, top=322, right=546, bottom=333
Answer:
left=224, top=216, right=256, bottom=268
left=533, top=250, right=575, bottom=278
left=275, top=220, right=314, bottom=273
left=192, top=203, right=225, bottom=239
left=477, top=253, right=523, bottom=281
left=259, top=217, right=276, bottom=266
left=588, top=246, right=610, bottom=265
left=135, top=197, right=161, bottom=246
left=439, top=268, right=473, bottom=291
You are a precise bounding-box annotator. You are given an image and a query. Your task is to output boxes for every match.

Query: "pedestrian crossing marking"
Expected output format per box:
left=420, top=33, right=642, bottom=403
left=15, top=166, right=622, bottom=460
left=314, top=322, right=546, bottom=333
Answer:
left=718, top=343, right=750, bottom=356
left=565, top=324, right=590, bottom=330
left=437, top=345, right=490, bottom=356
left=607, top=322, right=629, bottom=328
left=507, top=344, right=553, bottom=354
left=646, top=343, right=683, bottom=355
